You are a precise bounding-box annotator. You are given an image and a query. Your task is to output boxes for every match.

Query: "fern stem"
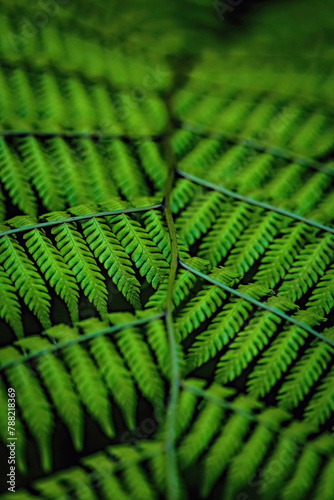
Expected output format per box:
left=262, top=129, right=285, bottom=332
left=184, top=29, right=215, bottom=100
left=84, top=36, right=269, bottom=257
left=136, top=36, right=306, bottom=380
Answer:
left=177, top=170, right=334, bottom=235
left=180, top=261, right=334, bottom=347
left=0, top=314, right=164, bottom=371
left=0, top=204, right=163, bottom=237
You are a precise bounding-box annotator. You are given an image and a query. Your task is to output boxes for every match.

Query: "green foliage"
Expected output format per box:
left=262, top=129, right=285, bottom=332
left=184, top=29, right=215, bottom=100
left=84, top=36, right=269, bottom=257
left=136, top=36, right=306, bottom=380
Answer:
left=0, top=0, right=334, bottom=499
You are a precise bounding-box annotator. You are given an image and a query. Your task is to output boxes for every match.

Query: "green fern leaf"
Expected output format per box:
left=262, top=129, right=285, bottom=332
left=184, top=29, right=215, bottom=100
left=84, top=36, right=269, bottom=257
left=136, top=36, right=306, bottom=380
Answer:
left=16, top=336, right=84, bottom=451
left=223, top=408, right=289, bottom=500
left=0, top=265, right=23, bottom=337
left=9, top=215, right=80, bottom=323
left=17, top=136, right=65, bottom=212
left=0, top=227, right=51, bottom=329
left=176, top=268, right=228, bottom=339
left=178, top=384, right=232, bottom=469
left=282, top=446, right=322, bottom=500
left=176, top=191, right=226, bottom=246
left=45, top=324, right=114, bottom=437
left=312, top=458, right=334, bottom=500
left=46, top=212, right=108, bottom=318
left=0, top=137, right=36, bottom=217
left=279, top=234, right=334, bottom=301
left=247, top=311, right=324, bottom=399
left=110, top=313, right=165, bottom=405
left=45, top=138, right=88, bottom=207
left=80, top=317, right=137, bottom=429
left=304, top=366, right=334, bottom=427
left=1, top=346, right=53, bottom=472
left=278, top=329, right=334, bottom=410
left=108, top=212, right=168, bottom=289
left=71, top=205, right=141, bottom=309
left=200, top=397, right=260, bottom=498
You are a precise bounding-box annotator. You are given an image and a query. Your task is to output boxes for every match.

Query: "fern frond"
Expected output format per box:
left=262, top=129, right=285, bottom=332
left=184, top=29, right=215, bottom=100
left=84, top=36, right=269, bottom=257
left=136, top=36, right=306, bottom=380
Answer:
left=171, top=257, right=210, bottom=307
left=16, top=335, right=84, bottom=451
left=292, top=171, right=331, bottom=215
left=282, top=446, right=322, bottom=500
left=174, top=379, right=206, bottom=439
left=237, top=152, right=275, bottom=194
left=139, top=94, right=168, bottom=134
left=0, top=378, right=26, bottom=473
left=70, top=205, right=141, bottom=309
left=278, top=329, right=334, bottom=410
left=279, top=233, right=334, bottom=301
left=63, top=76, right=95, bottom=129
left=110, top=313, right=165, bottom=405
left=17, top=136, right=65, bottom=212
left=74, top=138, right=118, bottom=204
left=46, top=212, right=108, bottom=318
left=172, top=129, right=199, bottom=160
left=176, top=191, right=226, bottom=246
left=259, top=422, right=311, bottom=499
left=144, top=318, right=171, bottom=378
left=208, top=144, right=250, bottom=184
left=198, top=202, right=253, bottom=266
left=311, top=189, right=334, bottom=226
left=145, top=257, right=209, bottom=312
left=108, top=211, right=168, bottom=289
left=37, top=72, right=66, bottom=126
left=215, top=306, right=282, bottom=384
left=304, top=366, right=334, bottom=427
left=0, top=227, right=51, bottom=329
left=136, top=141, right=167, bottom=190
left=307, top=263, right=334, bottom=315
left=10, top=69, right=35, bottom=124
left=121, top=462, right=157, bottom=500
left=0, top=265, right=23, bottom=337
left=247, top=311, right=324, bottom=399
left=8, top=215, right=80, bottom=323
left=223, top=408, right=289, bottom=500
left=1, top=346, right=53, bottom=472
left=28, top=442, right=162, bottom=500
left=82, top=453, right=131, bottom=500
left=265, top=163, right=305, bottom=202
left=200, top=396, right=260, bottom=498
left=176, top=267, right=232, bottom=339
left=142, top=208, right=171, bottom=262
left=178, top=169, right=334, bottom=235
left=312, top=457, right=334, bottom=500
left=0, top=492, right=36, bottom=500
left=179, top=137, right=222, bottom=171
left=81, top=453, right=129, bottom=500
left=178, top=384, right=232, bottom=469
left=80, top=317, right=137, bottom=429
left=0, top=136, right=36, bottom=217
left=175, top=91, right=229, bottom=132
left=291, top=112, right=327, bottom=156
left=255, top=223, right=313, bottom=287
left=187, top=294, right=254, bottom=373
left=212, top=98, right=256, bottom=136
left=107, top=139, right=149, bottom=200
left=44, top=323, right=114, bottom=437
left=170, top=178, right=202, bottom=214
left=225, top=212, right=286, bottom=274
left=0, top=185, right=5, bottom=222
left=45, top=138, right=87, bottom=207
